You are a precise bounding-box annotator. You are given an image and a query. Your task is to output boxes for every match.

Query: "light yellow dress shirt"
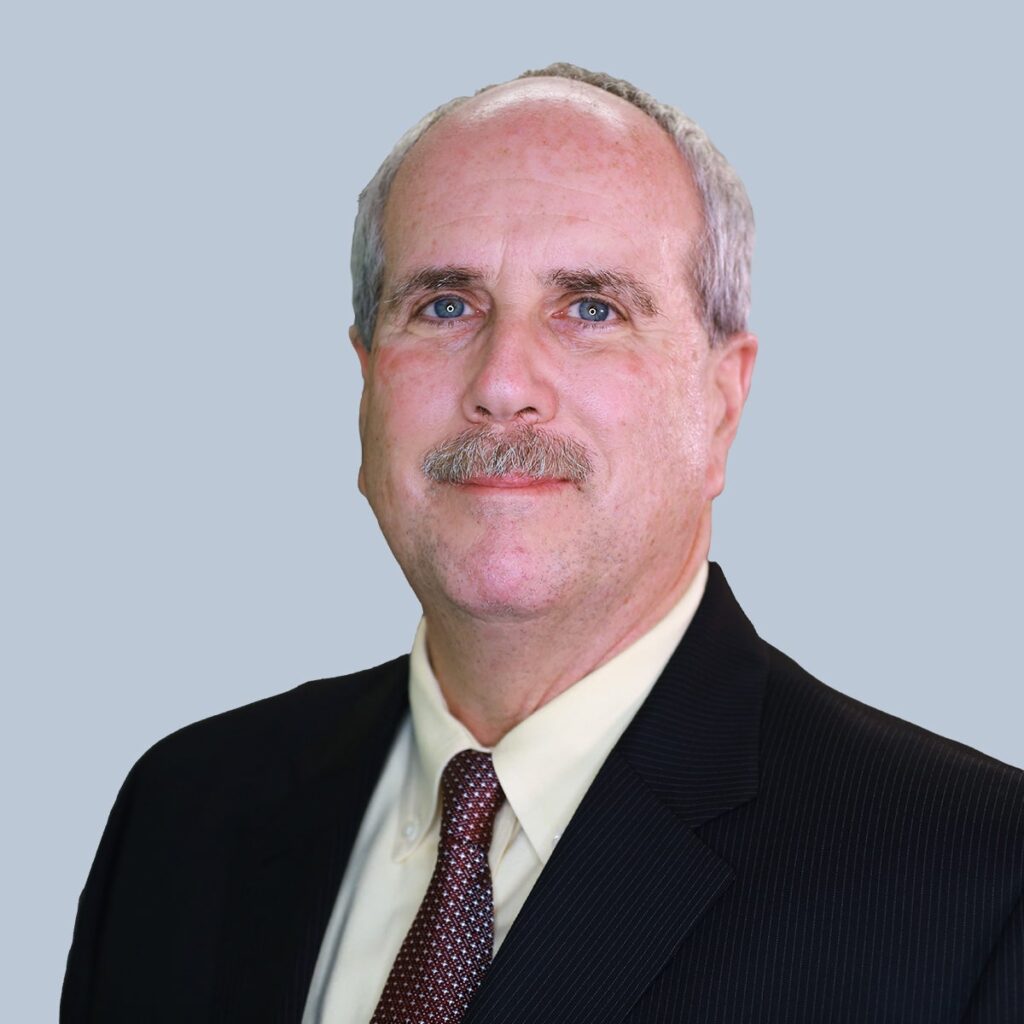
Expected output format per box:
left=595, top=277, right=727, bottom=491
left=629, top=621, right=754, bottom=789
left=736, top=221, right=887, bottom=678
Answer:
left=302, top=561, right=708, bottom=1024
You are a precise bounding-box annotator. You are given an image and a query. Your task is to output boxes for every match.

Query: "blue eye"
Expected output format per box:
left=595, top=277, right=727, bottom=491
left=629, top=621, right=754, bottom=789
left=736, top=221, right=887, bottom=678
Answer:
left=431, top=296, right=466, bottom=319
left=573, top=298, right=611, bottom=322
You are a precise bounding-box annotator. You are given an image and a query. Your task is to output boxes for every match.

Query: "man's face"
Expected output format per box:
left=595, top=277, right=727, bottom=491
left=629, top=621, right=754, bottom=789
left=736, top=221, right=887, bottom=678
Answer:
left=354, top=80, right=754, bottom=623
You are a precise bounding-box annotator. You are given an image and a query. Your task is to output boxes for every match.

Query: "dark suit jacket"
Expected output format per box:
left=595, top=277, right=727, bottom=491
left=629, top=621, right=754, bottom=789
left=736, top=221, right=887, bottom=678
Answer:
left=62, top=564, right=1024, bottom=1022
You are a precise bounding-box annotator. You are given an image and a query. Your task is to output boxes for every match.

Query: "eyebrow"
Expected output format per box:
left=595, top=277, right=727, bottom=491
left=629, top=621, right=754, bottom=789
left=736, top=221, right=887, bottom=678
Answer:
left=382, top=264, right=663, bottom=319
left=382, top=266, right=489, bottom=312
left=542, top=268, right=662, bottom=318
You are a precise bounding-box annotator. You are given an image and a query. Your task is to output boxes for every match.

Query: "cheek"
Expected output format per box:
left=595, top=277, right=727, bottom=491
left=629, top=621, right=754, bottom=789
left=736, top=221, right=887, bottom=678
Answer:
left=570, top=350, right=646, bottom=424
left=365, top=348, right=458, bottom=451
left=573, top=349, right=704, bottom=455
left=574, top=360, right=713, bottom=522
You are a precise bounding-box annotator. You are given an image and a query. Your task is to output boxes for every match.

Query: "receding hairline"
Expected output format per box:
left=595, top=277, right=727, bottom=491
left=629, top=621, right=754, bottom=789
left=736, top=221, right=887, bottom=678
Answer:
left=351, top=63, right=754, bottom=350
left=440, top=74, right=664, bottom=134
left=388, top=74, right=694, bottom=203
left=377, top=77, right=704, bottom=316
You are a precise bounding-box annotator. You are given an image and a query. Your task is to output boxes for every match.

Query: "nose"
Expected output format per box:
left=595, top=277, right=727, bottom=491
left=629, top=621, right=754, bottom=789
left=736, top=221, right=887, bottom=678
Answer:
left=461, top=316, right=558, bottom=426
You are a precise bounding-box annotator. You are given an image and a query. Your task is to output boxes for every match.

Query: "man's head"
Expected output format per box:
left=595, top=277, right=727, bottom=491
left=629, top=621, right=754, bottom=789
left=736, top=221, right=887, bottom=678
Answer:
left=352, top=64, right=754, bottom=353
left=349, top=66, right=757, bottom=627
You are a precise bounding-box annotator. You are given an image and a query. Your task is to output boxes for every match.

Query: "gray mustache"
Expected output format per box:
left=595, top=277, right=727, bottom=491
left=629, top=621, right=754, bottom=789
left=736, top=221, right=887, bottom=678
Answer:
left=422, top=427, right=594, bottom=485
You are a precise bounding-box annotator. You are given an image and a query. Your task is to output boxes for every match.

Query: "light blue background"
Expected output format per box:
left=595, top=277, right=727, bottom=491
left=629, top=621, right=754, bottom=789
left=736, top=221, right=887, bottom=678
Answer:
left=3, top=1, right=1021, bottom=1017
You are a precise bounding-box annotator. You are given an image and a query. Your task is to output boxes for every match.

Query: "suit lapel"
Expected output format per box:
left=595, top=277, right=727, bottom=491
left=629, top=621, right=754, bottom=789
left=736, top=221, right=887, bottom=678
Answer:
left=463, top=750, right=735, bottom=1024
left=212, top=659, right=409, bottom=1023
left=465, top=563, right=769, bottom=1023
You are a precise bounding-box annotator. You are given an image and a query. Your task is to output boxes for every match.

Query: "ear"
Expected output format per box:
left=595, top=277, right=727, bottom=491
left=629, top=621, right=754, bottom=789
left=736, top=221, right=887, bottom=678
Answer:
left=349, top=326, right=370, bottom=496
left=706, top=330, right=757, bottom=500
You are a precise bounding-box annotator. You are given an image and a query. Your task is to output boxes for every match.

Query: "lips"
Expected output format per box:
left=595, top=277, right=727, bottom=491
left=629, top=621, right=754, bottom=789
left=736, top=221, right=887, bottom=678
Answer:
left=459, top=474, right=567, bottom=489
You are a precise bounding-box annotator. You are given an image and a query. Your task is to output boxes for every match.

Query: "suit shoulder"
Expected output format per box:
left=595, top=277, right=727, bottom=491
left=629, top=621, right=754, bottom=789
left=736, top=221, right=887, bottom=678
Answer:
left=761, top=642, right=1024, bottom=818
left=132, top=654, right=408, bottom=788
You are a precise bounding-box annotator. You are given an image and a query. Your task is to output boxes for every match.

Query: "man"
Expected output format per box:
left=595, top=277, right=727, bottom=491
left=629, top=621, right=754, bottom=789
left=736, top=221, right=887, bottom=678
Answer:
left=62, top=64, right=1023, bottom=1023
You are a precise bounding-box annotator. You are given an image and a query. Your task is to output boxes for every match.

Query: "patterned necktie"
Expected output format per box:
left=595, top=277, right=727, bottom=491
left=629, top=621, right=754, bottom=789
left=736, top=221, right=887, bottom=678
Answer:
left=371, top=749, right=506, bottom=1024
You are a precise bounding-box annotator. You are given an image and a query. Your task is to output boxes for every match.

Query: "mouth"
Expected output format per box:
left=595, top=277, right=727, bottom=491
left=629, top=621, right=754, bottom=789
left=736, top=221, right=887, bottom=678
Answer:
left=457, top=474, right=569, bottom=491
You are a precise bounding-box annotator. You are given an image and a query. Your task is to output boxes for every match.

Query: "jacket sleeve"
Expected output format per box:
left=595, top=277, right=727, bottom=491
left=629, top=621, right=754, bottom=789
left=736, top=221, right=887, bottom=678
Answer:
left=961, top=892, right=1024, bottom=1023
left=60, top=763, right=139, bottom=1023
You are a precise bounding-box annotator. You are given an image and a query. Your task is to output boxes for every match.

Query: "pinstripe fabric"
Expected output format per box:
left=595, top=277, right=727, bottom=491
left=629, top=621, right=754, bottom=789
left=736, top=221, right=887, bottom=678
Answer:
left=611, top=648, right=1024, bottom=1023
left=62, top=565, right=1024, bottom=1023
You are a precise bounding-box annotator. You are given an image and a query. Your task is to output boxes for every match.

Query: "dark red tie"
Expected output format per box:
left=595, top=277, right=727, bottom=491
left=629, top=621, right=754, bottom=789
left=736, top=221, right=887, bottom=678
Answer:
left=370, top=749, right=506, bottom=1024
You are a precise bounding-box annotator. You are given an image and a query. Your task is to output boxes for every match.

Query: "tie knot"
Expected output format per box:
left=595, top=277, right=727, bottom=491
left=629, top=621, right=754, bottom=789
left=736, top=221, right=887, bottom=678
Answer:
left=439, top=749, right=505, bottom=848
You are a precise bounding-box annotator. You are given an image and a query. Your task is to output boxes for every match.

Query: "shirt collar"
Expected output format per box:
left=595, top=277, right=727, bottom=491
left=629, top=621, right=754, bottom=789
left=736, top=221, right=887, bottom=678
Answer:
left=396, top=561, right=709, bottom=864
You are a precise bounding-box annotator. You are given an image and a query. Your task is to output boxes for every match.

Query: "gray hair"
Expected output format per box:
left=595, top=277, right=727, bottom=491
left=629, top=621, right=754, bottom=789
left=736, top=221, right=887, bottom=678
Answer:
left=422, top=425, right=594, bottom=486
left=351, top=63, right=754, bottom=349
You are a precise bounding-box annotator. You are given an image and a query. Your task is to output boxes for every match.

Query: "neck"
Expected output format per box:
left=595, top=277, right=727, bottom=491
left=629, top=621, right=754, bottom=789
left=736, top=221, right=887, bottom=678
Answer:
left=422, top=511, right=711, bottom=746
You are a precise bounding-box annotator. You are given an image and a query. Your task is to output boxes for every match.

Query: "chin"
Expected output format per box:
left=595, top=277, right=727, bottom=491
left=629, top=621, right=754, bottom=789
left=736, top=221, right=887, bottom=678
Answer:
left=436, top=546, right=574, bottom=622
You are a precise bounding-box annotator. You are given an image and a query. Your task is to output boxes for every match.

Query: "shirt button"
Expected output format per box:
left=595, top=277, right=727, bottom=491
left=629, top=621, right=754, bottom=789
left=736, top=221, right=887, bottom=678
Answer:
left=403, top=820, right=419, bottom=840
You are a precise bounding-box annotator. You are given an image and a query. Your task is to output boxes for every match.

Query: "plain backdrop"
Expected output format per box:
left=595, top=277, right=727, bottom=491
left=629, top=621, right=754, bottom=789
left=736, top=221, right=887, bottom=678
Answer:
left=3, top=0, right=1021, bottom=1017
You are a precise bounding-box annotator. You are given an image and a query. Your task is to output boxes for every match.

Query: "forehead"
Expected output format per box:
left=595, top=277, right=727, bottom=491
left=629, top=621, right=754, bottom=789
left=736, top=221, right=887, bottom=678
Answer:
left=381, top=79, right=704, bottom=284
